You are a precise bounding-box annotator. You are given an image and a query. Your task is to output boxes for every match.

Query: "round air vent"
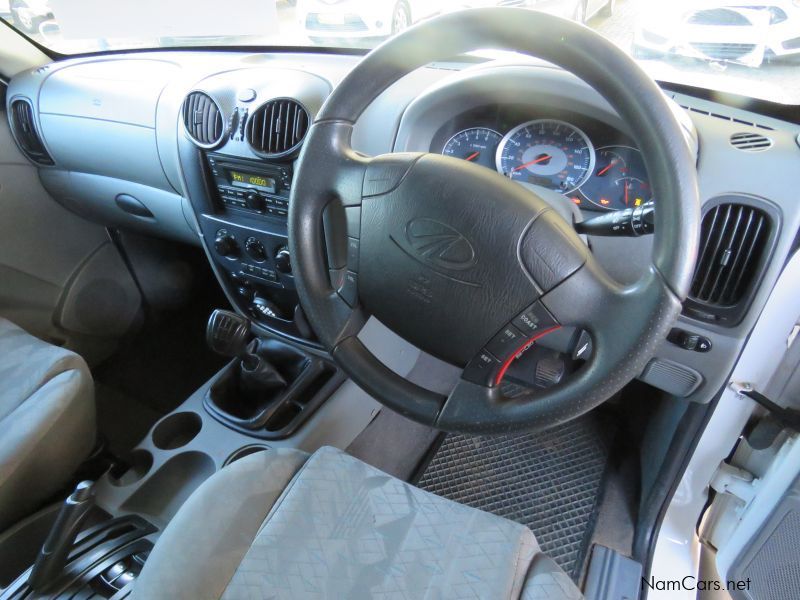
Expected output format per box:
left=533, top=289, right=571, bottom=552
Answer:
left=246, top=98, right=309, bottom=157
left=182, top=91, right=224, bottom=147
left=730, top=132, right=772, bottom=152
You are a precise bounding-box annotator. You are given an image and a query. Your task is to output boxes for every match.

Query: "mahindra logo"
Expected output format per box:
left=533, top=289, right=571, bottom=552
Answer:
left=405, top=218, right=476, bottom=271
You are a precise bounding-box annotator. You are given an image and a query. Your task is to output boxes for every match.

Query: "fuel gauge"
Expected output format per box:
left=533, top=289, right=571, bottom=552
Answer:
left=578, top=146, right=652, bottom=211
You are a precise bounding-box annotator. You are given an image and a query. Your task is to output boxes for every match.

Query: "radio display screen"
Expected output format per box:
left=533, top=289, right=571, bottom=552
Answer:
left=228, top=169, right=276, bottom=193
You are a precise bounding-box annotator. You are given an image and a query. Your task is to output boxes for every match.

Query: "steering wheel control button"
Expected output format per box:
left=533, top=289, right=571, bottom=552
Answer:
left=535, top=356, right=566, bottom=388
left=463, top=350, right=501, bottom=387
left=572, top=330, right=593, bottom=361
left=512, top=302, right=558, bottom=337
left=345, top=207, right=361, bottom=239
left=347, top=238, right=360, bottom=272
left=339, top=271, right=359, bottom=307
left=487, top=325, right=528, bottom=360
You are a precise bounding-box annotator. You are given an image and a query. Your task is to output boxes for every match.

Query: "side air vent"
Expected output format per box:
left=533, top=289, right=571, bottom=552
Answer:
left=246, top=98, right=309, bottom=157
left=730, top=132, right=773, bottom=152
left=9, top=98, right=54, bottom=166
left=686, top=201, right=774, bottom=326
left=182, top=92, right=224, bottom=147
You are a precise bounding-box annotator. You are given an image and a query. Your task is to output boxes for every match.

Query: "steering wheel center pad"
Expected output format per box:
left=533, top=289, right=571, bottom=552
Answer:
left=359, top=153, right=588, bottom=366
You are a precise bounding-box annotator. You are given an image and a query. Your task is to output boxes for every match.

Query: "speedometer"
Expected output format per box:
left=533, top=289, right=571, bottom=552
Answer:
left=496, top=119, right=595, bottom=193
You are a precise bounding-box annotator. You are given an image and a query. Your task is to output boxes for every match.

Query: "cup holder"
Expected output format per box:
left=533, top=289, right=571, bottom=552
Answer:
left=223, top=445, right=269, bottom=467
left=152, top=412, right=203, bottom=450
left=109, top=449, right=153, bottom=487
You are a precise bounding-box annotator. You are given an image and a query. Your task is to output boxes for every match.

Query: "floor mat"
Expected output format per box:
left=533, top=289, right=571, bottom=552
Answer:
left=416, top=415, right=612, bottom=580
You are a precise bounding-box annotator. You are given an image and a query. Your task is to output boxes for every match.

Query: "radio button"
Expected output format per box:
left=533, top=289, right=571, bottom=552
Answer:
left=245, top=192, right=266, bottom=212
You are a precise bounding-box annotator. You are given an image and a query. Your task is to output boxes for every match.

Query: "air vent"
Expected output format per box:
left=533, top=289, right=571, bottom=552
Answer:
left=688, top=203, right=772, bottom=324
left=182, top=92, right=224, bottom=147
left=246, top=98, right=309, bottom=157
left=730, top=132, right=773, bottom=152
left=9, top=98, right=53, bottom=166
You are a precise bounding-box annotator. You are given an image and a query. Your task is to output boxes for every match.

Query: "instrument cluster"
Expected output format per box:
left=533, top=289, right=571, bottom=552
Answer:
left=434, top=106, right=653, bottom=212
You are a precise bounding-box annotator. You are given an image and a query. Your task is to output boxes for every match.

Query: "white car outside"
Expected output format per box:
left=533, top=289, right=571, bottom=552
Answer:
left=634, top=0, right=800, bottom=67
left=296, top=0, right=614, bottom=42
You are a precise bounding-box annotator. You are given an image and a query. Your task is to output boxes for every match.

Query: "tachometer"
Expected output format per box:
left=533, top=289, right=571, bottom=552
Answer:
left=442, top=127, right=503, bottom=170
left=496, top=119, right=595, bottom=193
left=578, top=146, right=652, bottom=211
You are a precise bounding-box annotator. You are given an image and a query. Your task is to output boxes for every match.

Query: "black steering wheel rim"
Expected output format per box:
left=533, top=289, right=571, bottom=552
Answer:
left=289, top=8, right=700, bottom=434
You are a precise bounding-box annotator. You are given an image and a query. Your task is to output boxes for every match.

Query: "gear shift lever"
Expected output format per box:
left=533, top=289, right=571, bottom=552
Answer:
left=206, top=310, right=287, bottom=403
left=28, top=480, right=96, bottom=592
left=206, top=310, right=252, bottom=359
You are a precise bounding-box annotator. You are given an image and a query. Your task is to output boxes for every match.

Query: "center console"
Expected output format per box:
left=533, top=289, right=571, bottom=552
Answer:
left=200, top=152, right=300, bottom=324
left=177, top=70, right=332, bottom=346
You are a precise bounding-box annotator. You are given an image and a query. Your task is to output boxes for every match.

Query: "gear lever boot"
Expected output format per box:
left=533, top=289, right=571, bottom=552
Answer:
left=239, top=351, right=287, bottom=402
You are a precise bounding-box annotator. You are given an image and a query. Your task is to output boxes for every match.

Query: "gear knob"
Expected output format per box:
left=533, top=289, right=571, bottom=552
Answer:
left=206, top=310, right=251, bottom=358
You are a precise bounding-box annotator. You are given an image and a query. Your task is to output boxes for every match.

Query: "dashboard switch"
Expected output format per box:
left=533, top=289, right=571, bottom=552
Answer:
left=668, top=328, right=712, bottom=353
left=275, top=247, right=292, bottom=274
left=245, top=237, right=267, bottom=262
left=214, top=230, right=239, bottom=258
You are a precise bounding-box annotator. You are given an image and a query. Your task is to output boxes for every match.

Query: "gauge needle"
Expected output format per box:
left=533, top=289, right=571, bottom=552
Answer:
left=624, top=181, right=630, bottom=206
left=465, top=151, right=480, bottom=161
left=512, top=154, right=552, bottom=172
left=597, top=160, right=618, bottom=176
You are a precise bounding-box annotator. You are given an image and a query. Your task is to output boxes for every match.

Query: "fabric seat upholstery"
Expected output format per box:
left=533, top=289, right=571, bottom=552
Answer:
left=0, top=318, right=95, bottom=532
left=133, top=446, right=583, bottom=599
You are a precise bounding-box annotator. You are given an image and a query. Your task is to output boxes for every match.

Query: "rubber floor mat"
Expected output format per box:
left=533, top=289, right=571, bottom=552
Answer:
left=416, top=415, right=612, bottom=580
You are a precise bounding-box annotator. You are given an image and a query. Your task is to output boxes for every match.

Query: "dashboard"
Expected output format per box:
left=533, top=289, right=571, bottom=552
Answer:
left=5, top=50, right=800, bottom=407
left=431, top=104, right=652, bottom=212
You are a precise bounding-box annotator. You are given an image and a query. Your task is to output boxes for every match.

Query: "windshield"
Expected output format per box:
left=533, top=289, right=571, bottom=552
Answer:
left=2, top=0, right=799, bottom=104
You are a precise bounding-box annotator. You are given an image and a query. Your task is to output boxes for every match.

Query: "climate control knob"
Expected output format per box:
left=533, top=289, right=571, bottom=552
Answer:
left=245, top=192, right=266, bottom=212
left=214, top=231, right=239, bottom=258
left=245, top=237, right=267, bottom=262
left=275, top=247, right=292, bottom=274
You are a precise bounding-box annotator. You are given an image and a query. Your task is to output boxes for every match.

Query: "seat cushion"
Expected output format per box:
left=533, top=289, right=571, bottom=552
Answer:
left=0, top=318, right=95, bottom=531
left=133, top=446, right=583, bottom=599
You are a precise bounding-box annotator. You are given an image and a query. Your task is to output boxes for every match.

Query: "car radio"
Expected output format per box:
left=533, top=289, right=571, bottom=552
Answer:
left=206, top=153, right=292, bottom=219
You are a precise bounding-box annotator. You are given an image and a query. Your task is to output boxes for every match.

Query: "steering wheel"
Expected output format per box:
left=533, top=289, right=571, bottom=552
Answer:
left=289, top=8, right=699, bottom=434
